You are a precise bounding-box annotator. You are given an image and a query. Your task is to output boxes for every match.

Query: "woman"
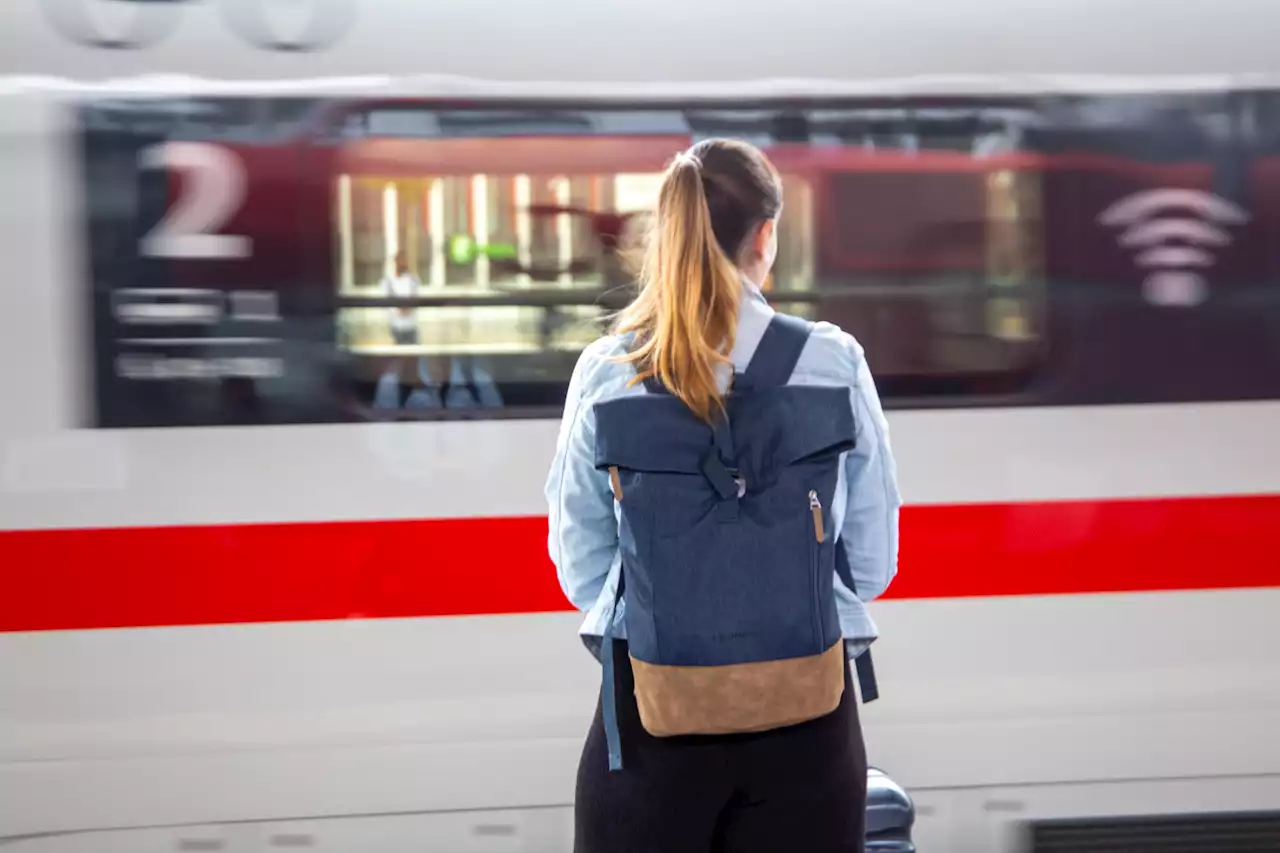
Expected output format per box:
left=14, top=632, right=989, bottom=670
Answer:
left=545, top=138, right=902, bottom=853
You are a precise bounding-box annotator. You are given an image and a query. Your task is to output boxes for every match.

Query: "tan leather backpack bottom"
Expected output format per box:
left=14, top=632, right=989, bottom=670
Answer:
left=630, top=639, right=845, bottom=737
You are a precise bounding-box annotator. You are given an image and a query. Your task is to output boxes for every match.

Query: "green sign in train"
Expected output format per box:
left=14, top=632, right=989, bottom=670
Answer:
left=447, top=235, right=520, bottom=265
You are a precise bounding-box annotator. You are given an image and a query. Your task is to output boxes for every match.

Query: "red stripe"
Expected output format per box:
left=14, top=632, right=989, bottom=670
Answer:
left=1, top=494, right=1278, bottom=633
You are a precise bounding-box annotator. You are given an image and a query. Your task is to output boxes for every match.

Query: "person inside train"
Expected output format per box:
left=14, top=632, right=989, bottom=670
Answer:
left=382, top=252, right=422, bottom=346
left=370, top=252, right=504, bottom=413
left=373, top=252, right=424, bottom=410
left=545, top=138, right=902, bottom=853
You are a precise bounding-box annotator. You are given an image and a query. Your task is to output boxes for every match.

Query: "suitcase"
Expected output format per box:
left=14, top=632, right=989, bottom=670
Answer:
left=866, top=767, right=916, bottom=852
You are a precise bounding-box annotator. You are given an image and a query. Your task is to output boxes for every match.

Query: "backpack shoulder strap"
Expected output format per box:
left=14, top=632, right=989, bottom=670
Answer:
left=739, top=313, right=813, bottom=391
left=836, top=546, right=880, bottom=703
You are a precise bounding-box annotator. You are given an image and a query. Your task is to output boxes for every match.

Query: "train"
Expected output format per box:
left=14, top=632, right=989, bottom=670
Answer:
left=2, top=1, right=1279, bottom=851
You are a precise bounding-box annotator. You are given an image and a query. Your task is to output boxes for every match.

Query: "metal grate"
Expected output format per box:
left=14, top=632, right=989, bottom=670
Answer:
left=1027, top=811, right=1280, bottom=853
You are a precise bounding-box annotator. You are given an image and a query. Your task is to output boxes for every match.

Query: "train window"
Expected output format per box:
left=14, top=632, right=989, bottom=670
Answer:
left=78, top=97, right=1050, bottom=428
left=334, top=169, right=656, bottom=345
left=796, top=163, right=1045, bottom=399
left=325, top=105, right=1046, bottom=418
left=329, top=154, right=816, bottom=415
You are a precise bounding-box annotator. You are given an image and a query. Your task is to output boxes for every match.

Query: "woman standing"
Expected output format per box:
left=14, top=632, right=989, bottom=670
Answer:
left=545, top=138, right=902, bottom=853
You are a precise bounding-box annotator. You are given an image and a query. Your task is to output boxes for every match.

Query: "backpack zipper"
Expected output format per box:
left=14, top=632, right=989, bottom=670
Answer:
left=808, top=490, right=825, bottom=647
left=809, top=490, right=825, bottom=543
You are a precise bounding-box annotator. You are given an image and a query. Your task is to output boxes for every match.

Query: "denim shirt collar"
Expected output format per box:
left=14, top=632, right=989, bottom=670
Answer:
left=727, top=277, right=776, bottom=372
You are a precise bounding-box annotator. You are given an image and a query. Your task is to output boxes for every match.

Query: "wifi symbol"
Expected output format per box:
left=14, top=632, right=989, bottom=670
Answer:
left=1098, top=188, right=1249, bottom=307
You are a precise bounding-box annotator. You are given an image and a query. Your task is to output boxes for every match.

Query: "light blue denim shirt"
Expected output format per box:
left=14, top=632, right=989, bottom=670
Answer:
left=545, top=282, right=902, bottom=658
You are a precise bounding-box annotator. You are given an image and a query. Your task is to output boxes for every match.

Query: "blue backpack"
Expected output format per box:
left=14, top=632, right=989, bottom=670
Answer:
left=592, top=312, right=878, bottom=771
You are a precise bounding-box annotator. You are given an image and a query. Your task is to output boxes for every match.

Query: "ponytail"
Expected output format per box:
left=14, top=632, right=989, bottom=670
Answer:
left=614, top=153, right=744, bottom=423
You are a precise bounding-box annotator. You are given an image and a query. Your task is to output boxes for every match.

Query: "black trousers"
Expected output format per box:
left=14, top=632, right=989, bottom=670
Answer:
left=574, top=641, right=868, bottom=853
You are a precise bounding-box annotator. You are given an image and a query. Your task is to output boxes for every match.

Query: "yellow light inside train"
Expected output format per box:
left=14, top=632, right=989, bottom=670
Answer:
left=383, top=181, right=398, bottom=276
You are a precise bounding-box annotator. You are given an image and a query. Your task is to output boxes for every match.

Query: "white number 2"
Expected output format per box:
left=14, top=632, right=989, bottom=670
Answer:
left=138, top=141, right=253, bottom=260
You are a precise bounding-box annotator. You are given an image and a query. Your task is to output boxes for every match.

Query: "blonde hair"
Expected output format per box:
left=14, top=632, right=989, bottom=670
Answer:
left=614, top=139, right=782, bottom=423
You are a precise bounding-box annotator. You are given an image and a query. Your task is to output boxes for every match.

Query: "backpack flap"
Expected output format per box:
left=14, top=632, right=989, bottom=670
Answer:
left=593, top=394, right=715, bottom=478
left=593, top=394, right=742, bottom=523
left=595, top=385, right=856, bottom=493
left=729, top=385, right=857, bottom=489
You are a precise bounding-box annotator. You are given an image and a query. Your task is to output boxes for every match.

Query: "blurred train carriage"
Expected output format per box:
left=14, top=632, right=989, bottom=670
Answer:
left=84, top=94, right=1277, bottom=427
left=3, top=1, right=1280, bottom=851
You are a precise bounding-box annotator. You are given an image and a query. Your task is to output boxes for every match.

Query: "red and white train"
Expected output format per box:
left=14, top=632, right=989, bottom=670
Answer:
left=1, top=1, right=1279, bottom=851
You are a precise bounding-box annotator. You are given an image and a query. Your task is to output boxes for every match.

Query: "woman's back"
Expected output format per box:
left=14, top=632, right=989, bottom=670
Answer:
left=544, top=137, right=901, bottom=853
left=550, top=284, right=899, bottom=659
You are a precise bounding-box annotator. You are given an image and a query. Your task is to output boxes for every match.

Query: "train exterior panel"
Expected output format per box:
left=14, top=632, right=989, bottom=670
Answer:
left=2, top=1, right=1280, bottom=851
